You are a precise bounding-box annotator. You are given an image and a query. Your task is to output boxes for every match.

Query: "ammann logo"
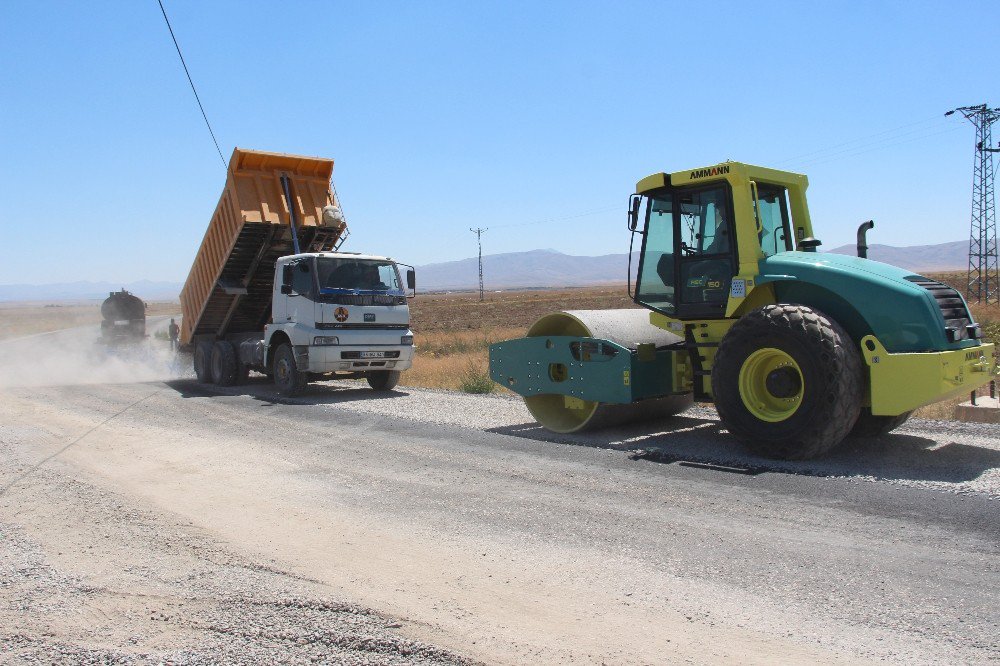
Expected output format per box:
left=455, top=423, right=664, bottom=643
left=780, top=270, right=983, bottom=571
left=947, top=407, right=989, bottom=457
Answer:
left=689, top=165, right=730, bottom=179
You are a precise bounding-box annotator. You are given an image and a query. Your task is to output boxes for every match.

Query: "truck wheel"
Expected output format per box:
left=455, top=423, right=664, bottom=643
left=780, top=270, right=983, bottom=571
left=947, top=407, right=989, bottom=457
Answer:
left=194, top=341, right=214, bottom=383
left=851, top=408, right=911, bottom=438
left=712, top=304, right=863, bottom=460
left=366, top=370, right=401, bottom=391
left=210, top=341, right=238, bottom=386
left=273, top=343, right=307, bottom=396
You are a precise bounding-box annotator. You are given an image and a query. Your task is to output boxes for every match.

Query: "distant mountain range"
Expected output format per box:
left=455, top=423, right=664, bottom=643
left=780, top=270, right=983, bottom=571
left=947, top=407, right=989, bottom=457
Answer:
left=416, top=240, right=969, bottom=291
left=415, top=249, right=641, bottom=291
left=0, top=240, right=969, bottom=302
left=827, top=240, right=967, bottom=272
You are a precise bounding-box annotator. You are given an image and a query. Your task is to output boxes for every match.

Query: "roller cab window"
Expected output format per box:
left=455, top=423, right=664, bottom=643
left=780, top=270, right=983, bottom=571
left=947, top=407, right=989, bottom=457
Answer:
left=635, top=184, right=737, bottom=319
left=755, top=184, right=793, bottom=257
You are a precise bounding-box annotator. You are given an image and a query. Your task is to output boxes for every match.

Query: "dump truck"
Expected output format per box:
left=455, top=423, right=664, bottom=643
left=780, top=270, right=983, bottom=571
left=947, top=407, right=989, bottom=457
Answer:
left=490, top=161, right=997, bottom=459
left=179, top=148, right=416, bottom=394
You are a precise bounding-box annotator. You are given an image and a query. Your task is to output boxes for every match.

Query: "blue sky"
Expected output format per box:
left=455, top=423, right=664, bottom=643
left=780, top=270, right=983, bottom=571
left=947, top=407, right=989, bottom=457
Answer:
left=0, top=1, right=996, bottom=284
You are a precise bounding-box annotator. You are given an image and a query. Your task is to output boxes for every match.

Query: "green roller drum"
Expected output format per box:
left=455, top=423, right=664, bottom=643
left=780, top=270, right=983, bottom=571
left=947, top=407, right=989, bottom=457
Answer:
left=489, top=309, right=693, bottom=433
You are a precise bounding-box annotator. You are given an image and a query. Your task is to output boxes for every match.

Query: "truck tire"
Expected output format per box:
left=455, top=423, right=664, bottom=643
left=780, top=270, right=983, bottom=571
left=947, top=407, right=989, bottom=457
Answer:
left=851, top=408, right=912, bottom=438
left=712, top=304, right=863, bottom=460
left=194, top=341, right=214, bottom=384
left=210, top=341, right=238, bottom=386
left=366, top=370, right=401, bottom=391
left=273, top=343, right=307, bottom=396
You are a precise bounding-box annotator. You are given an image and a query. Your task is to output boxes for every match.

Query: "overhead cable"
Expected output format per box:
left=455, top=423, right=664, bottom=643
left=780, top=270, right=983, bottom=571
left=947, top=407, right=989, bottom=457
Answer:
left=156, top=0, right=227, bottom=168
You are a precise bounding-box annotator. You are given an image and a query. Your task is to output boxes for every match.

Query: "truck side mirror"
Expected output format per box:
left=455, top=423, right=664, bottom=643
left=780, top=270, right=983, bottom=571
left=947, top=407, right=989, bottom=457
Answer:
left=406, top=269, right=416, bottom=290
left=627, top=195, right=642, bottom=231
left=282, top=264, right=293, bottom=286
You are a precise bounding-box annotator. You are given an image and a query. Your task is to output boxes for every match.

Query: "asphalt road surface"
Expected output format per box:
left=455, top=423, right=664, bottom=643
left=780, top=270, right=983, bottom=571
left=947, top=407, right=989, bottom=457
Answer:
left=1, top=353, right=998, bottom=663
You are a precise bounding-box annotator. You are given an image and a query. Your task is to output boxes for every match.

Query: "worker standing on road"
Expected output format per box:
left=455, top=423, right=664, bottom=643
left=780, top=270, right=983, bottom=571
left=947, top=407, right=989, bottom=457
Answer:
left=168, top=318, right=180, bottom=351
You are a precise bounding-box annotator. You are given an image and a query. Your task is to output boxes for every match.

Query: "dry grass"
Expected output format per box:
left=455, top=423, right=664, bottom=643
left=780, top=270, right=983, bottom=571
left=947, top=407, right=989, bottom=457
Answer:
left=0, top=301, right=180, bottom=341
left=403, top=327, right=523, bottom=391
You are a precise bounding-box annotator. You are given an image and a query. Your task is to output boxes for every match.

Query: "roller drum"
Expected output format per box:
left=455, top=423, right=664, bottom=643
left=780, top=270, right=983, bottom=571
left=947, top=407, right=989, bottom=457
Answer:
left=523, top=309, right=692, bottom=433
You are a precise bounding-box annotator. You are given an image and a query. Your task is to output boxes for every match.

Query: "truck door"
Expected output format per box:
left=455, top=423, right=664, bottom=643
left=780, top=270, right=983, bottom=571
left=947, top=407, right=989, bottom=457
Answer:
left=274, top=259, right=316, bottom=325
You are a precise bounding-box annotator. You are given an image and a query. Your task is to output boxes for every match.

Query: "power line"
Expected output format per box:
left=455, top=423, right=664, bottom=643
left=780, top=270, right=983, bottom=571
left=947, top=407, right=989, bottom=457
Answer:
left=156, top=0, right=227, bottom=168
left=470, top=227, right=487, bottom=301
left=774, top=114, right=946, bottom=166
left=795, top=124, right=963, bottom=169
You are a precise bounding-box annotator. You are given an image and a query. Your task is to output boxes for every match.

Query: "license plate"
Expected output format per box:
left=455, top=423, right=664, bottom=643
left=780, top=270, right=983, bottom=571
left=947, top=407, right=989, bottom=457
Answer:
left=360, top=351, right=386, bottom=359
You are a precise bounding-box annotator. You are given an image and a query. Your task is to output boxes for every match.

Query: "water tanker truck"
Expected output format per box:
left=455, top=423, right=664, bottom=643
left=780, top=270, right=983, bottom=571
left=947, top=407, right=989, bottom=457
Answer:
left=490, top=161, right=997, bottom=459
left=100, top=289, right=146, bottom=345
left=179, top=149, right=415, bottom=394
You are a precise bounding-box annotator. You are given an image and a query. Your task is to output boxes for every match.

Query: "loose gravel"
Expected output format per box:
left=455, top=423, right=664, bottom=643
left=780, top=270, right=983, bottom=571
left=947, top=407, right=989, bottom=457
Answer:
left=212, top=378, right=1000, bottom=500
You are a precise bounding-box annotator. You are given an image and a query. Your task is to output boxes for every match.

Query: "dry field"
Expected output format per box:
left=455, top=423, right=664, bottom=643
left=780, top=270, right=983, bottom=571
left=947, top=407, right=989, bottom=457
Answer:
left=0, top=300, right=180, bottom=341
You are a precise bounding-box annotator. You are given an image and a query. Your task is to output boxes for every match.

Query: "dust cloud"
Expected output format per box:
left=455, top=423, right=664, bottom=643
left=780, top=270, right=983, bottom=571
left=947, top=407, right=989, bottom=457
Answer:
left=0, top=317, right=192, bottom=388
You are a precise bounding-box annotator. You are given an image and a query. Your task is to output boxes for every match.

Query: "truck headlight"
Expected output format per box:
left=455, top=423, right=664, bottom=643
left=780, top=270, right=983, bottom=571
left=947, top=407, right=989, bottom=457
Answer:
left=401, top=335, right=413, bottom=345
left=313, top=336, right=340, bottom=346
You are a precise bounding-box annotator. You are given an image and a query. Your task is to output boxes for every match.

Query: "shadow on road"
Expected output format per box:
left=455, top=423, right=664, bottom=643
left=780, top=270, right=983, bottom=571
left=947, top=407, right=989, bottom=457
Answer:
left=488, top=414, right=1000, bottom=485
left=165, top=377, right=410, bottom=407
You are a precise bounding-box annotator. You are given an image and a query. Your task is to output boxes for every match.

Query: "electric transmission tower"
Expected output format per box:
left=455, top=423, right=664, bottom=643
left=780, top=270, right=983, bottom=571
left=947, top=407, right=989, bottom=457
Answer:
left=946, top=104, right=1000, bottom=304
left=470, top=227, right=487, bottom=301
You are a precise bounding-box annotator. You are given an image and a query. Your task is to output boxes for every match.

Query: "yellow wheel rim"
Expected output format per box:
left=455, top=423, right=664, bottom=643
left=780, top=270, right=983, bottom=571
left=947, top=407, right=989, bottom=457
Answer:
left=738, top=347, right=803, bottom=422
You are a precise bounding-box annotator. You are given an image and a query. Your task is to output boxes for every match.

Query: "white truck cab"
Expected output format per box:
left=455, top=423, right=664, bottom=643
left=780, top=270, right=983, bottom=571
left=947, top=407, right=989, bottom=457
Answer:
left=259, top=252, right=416, bottom=393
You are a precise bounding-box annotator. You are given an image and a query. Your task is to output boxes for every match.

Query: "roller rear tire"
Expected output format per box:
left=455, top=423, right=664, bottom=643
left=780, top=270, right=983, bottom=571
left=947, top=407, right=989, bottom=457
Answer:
left=712, top=304, right=863, bottom=460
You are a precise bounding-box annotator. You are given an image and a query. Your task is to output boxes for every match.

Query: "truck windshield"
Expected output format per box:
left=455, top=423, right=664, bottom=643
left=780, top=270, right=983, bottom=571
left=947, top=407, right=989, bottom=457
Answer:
left=315, top=258, right=403, bottom=293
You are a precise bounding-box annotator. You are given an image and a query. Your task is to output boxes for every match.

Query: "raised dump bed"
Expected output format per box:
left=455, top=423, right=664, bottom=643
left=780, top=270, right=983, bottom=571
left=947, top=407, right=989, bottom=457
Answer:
left=179, top=148, right=347, bottom=347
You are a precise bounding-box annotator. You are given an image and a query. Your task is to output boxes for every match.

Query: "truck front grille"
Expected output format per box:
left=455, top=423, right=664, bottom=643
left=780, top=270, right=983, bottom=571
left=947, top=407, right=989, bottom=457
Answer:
left=905, top=276, right=973, bottom=340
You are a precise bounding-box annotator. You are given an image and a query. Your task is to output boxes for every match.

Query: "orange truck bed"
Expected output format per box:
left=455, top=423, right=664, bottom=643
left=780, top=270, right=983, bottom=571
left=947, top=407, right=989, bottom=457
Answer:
left=179, top=148, right=347, bottom=346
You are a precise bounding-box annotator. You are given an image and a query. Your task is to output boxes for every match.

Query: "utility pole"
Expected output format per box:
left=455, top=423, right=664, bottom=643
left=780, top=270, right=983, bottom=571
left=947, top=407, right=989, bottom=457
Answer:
left=470, top=227, right=487, bottom=301
left=946, top=104, right=1000, bottom=304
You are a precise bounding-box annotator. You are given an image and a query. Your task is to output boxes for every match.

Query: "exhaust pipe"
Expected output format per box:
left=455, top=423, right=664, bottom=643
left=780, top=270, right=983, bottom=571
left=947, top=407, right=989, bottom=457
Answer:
left=856, top=220, right=875, bottom=258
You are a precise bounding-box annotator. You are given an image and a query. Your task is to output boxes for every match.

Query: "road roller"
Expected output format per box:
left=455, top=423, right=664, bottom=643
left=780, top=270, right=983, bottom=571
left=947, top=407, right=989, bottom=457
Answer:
left=489, top=161, right=997, bottom=459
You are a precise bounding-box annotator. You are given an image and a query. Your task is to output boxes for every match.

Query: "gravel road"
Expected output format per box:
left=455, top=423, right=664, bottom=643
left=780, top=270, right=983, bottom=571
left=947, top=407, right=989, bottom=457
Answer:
left=0, top=336, right=998, bottom=663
